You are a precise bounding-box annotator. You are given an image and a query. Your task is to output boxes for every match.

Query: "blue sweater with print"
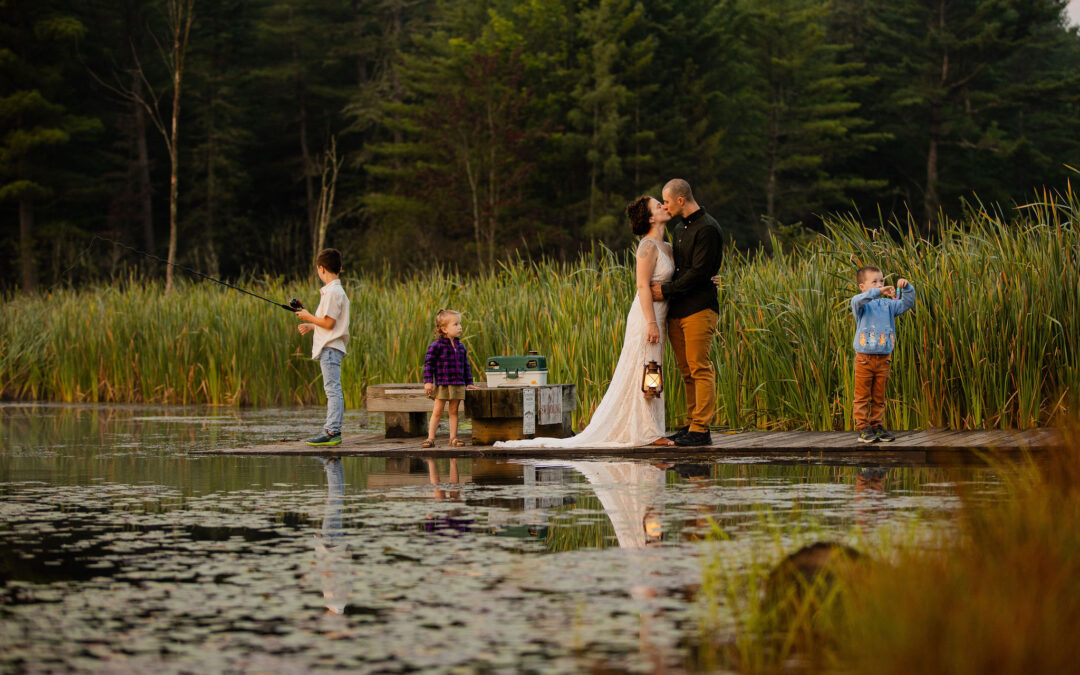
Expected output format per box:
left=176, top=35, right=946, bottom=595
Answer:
left=851, top=284, right=917, bottom=354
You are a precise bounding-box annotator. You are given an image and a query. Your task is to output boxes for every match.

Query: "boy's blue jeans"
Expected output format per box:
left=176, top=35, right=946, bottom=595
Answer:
left=319, top=347, right=345, bottom=436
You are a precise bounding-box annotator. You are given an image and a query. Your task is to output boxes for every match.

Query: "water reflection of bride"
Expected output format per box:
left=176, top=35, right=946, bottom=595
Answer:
left=546, top=461, right=667, bottom=549
left=550, top=460, right=674, bottom=670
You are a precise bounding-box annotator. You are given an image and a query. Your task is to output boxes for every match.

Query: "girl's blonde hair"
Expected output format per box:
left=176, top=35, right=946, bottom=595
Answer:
left=434, top=309, right=462, bottom=338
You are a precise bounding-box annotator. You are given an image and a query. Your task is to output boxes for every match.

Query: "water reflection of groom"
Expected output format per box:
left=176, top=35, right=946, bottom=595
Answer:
left=650, top=178, right=723, bottom=447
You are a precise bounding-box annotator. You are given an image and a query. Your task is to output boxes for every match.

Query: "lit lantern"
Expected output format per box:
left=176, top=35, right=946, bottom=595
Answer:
left=641, top=360, right=663, bottom=399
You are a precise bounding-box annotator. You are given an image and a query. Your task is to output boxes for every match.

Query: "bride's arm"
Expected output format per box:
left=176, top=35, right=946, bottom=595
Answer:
left=636, top=241, right=661, bottom=344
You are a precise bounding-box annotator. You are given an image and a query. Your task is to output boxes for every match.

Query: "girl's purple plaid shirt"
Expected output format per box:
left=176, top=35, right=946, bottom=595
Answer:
left=422, top=337, right=474, bottom=386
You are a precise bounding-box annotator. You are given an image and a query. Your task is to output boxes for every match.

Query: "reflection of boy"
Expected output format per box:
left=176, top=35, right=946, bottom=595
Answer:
left=313, top=457, right=347, bottom=615
left=850, top=266, right=916, bottom=443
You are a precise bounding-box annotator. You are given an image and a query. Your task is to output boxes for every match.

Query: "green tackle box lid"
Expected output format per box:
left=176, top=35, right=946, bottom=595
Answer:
left=486, top=354, right=547, bottom=372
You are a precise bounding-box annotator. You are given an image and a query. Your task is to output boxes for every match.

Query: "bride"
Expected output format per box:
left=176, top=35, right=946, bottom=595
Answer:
left=495, top=196, right=675, bottom=448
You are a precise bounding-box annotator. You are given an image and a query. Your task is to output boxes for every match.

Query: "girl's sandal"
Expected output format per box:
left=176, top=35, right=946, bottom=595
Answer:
left=420, top=439, right=436, bottom=448
left=448, top=438, right=465, bottom=447
left=649, top=437, right=675, bottom=446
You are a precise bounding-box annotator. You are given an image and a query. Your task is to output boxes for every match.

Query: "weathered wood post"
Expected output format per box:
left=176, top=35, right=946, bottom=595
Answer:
left=465, top=384, right=576, bottom=445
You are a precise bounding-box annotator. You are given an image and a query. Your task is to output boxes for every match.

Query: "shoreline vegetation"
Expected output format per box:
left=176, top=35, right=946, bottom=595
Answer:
left=696, top=425, right=1080, bottom=673
left=2, top=194, right=1076, bottom=431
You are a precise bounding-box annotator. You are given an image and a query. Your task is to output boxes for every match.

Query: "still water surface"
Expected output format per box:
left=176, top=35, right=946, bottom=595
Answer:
left=1, top=404, right=999, bottom=672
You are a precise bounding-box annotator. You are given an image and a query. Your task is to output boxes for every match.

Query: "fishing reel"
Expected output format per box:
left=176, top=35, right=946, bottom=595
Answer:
left=288, top=298, right=304, bottom=312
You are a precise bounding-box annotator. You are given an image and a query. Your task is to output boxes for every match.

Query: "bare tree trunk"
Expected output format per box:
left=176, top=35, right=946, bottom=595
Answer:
left=300, top=102, right=315, bottom=239
left=288, top=6, right=316, bottom=244
left=390, top=5, right=403, bottom=148
left=164, top=0, right=194, bottom=293
left=461, top=134, right=483, bottom=269
left=353, top=0, right=367, bottom=87
left=924, top=128, right=940, bottom=228
left=765, top=102, right=779, bottom=227
left=923, top=0, right=946, bottom=230
left=19, top=198, right=36, bottom=294
left=487, top=101, right=498, bottom=269
left=133, top=74, right=155, bottom=253
left=633, top=102, right=640, bottom=187
left=313, top=137, right=342, bottom=261
left=588, top=105, right=599, bottom=225
left=206, top=74, right=217, bottom=274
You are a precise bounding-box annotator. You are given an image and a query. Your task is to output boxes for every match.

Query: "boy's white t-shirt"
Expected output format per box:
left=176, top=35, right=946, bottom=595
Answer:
left=312, top=278, right=350, bottom=359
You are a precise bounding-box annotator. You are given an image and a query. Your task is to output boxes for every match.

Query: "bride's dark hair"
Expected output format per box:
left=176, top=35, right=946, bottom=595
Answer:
left=625, top=195, right=653, bottom=236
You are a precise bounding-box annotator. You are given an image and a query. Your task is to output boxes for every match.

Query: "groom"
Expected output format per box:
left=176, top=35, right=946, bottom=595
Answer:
left=651, top=178, right=723, bottom=447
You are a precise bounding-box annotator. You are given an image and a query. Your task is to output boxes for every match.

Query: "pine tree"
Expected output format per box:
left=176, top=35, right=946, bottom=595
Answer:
left=0, top=3, right=102, bottom=292
left=363, top=3, right=541, bottom=271
left=865, top=0, right=1068, bottom=226
left=737, top=0, right=886, bottom=237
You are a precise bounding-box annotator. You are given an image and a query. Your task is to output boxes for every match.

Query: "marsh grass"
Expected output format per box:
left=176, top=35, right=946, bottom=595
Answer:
left=696, top=430, right=1080, bottom=674
left=2, top=189, right=1076, bottom=429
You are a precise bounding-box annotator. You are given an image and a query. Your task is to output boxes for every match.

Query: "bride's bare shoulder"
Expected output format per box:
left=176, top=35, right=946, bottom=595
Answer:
left=636, top=238, right=659, bottom=257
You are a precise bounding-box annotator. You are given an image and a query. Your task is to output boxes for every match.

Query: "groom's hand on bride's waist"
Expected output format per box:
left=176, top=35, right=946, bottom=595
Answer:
left=650, top=283, right=664, bottom=301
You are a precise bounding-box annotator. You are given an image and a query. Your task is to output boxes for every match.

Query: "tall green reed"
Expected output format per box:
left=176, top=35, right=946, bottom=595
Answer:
left=2, top=190, right=1076, bottom=430
left=695, top=426, right=1080, bottom=674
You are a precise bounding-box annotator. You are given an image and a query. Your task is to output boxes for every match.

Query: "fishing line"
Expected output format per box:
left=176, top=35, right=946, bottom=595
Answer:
left=66, top=235, right=301, bottom=312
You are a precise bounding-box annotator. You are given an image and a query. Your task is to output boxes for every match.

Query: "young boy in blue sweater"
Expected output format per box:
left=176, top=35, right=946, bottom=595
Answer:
left=851, top=266, right=916, bottom=443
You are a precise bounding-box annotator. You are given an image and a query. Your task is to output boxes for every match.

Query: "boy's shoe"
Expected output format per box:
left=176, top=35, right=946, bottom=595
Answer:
left=675, top=430, right=712, bottom=447
left=857, top=430, right=878, bottom=444
left=873, top=426, right=896, bottom=442
left=305, top=432, right=342, bottom=446
left=666, top=426, right=691, bottom=441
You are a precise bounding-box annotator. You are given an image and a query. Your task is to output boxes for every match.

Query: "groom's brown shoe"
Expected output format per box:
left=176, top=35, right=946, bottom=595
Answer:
left=675, top=431, right=712, bottom=447
left=666, top=426, right=690, bottom=441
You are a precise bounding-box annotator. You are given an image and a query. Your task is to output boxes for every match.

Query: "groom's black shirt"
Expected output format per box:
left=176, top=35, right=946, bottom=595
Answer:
left=660, top=207, right=723, bottom=319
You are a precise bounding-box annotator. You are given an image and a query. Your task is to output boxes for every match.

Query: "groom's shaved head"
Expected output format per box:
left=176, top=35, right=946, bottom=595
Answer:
left=663, top=178, right=694, bottom=202
left=662, top=178, right=698, bottom=218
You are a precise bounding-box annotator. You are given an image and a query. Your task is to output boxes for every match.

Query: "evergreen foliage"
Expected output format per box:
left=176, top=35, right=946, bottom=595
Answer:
left=1, top=0, right=1079, bottom=286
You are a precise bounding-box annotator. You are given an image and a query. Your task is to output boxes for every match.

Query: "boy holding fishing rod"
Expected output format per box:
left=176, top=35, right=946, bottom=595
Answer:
left=850, top=266, right=916, bottom=443
left=294, top=249, right=351, bottom=446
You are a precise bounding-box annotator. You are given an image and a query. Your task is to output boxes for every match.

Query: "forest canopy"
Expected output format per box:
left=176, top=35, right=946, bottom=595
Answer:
left=2, top=0, right=1079, bottom=289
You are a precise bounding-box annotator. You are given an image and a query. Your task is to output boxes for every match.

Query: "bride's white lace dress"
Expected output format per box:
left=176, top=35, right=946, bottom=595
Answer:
left=495, top=239, right=674, bottom=448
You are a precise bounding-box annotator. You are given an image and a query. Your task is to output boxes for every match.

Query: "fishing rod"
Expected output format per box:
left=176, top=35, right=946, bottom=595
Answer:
left=82, top=235, right=304, bottom=312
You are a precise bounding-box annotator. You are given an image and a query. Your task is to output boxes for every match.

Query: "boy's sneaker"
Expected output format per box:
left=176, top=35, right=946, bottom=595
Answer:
left=305, top=432, right=342, bottom=447
left=873, top=426, right=896, bottom=443
left=857, top=430, right=878, bottom=444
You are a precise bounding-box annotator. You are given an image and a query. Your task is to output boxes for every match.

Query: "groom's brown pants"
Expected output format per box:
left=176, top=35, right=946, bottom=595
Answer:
left=667, top=309, right=718, bottom=433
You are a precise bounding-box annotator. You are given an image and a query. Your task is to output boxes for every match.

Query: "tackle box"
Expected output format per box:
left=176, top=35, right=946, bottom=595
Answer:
left=485, top=353, right=548, bottom=387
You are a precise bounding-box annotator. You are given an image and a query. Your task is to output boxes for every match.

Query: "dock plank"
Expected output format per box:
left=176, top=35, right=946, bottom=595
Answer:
left=197, top=428, right=1062, bottom=464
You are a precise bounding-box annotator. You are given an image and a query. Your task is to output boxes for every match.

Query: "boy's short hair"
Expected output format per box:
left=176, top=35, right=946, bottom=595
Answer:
left=856, top=265, right=880, bottom=284
left=316, top=248, right=342, bottom=274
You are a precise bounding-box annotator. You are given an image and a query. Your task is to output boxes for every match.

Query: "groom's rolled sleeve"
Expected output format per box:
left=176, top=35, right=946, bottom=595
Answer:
left=660, top=225, right=722, bottom=300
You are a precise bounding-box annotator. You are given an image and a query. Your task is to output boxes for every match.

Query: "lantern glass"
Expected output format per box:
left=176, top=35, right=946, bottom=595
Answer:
left=642, top=361, right=663, bottom=398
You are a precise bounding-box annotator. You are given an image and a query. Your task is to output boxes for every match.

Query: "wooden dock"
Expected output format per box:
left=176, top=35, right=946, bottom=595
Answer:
left=199, top=427, right=1061, bottom=465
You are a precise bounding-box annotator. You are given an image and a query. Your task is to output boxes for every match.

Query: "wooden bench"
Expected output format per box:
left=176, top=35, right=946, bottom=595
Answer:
left=366, top=383, right=577, bottom=442
left=365, top=383, right=447, bottom=437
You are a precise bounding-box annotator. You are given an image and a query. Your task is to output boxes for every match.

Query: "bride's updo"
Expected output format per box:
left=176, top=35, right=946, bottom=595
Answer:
left=625, top=195, right=653, bottom=236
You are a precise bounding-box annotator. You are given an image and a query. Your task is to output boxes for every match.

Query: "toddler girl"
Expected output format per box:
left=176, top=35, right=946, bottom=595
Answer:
left=421, top=309, right=477, bottom=447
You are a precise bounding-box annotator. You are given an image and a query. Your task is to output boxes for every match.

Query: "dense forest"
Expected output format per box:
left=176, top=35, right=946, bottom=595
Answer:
left=3, top=0, right=1079, bottom=290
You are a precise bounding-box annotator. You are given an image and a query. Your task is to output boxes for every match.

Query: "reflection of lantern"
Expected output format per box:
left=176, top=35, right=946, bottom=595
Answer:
left=641, top=360, right=663, bottom=399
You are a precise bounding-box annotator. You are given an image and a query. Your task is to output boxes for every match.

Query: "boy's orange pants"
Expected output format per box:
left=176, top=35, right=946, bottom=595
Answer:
left=853, top=353, right=891, bottom=430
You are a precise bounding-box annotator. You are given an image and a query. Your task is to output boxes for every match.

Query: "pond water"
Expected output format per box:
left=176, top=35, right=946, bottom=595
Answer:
left=1, top=404, right=1002, bottom=672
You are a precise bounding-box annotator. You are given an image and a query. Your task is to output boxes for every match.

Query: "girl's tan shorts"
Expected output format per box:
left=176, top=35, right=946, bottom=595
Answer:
left=430, top=385, right=466, bottom=401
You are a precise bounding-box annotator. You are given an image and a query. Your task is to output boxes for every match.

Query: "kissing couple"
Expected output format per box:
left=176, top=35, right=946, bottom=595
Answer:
left=496, top=178, right=723, bottom=449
